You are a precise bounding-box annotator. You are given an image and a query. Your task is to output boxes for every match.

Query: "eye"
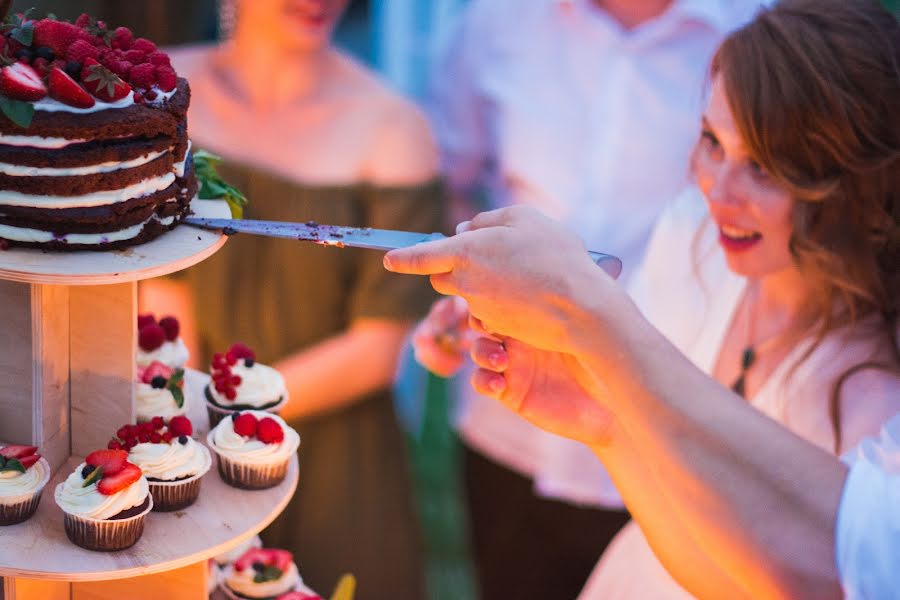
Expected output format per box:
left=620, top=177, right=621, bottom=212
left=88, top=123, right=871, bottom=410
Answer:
left=700, top=129, right=719, bottom=148
left=748, top=159, right=768, bottom=180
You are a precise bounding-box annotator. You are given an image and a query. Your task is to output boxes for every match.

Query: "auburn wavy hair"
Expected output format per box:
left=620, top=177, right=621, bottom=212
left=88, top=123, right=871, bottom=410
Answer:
left=709, top=0, right=900, bottom=452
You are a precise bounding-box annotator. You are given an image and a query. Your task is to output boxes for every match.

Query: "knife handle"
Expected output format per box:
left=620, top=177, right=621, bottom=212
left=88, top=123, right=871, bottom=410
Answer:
left=588, top=251, right=623, bottom=280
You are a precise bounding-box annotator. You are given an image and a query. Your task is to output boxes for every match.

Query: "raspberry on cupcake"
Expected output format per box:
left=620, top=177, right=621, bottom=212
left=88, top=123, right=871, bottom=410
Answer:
left=54, top=449, right=152, bottom=551
left=0, top=445, right=51, bottom=526
left=205, top=343, right=288, bottom=427
left=207, top=411, right=299, bottom=490
left=135, top=360, right=188, bottom=423
left=137, top=313, right=189, bottom=369
left=221, top=548, right=316, bottom=600
left=108, top=415, right=211, bottom=511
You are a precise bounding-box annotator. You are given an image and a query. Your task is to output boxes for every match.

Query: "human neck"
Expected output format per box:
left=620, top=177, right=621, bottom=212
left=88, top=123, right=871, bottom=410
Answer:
left=748, top=266, right=811, bottom=339
left=592, top=0, right=673, bottom=30
left=227, top=31, right=331, bottom=108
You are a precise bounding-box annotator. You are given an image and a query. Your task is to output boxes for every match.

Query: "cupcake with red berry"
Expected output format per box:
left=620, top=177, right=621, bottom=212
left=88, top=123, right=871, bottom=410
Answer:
left=54, top=449, right=152, bottom=551
left=0, top=445, right=51, bottom=526
left=207, top=411, right=299, bottom=490
left=205, top=343, right=288, bottom=427
left=137, top=313, right=189, bottom=369
left=109, top=416, right=211, bottom=511
left=221, top=548, right=309, bottom=600
left=135, top=361, right=188, bottom=423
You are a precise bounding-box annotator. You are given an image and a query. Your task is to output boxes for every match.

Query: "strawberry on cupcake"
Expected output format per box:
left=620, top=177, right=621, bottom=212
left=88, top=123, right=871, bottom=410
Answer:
left=0, top=445, right=51, bottom=526
left=205, top=343, right=288, bottom=427
left=221, top=548, right=315, bottom=600
left=108, top=416, right=211, bottom=511
left=136, top=313, right=189, bottom=369
left=207, top=411, right=299, bottom=490
left=54, top=449, right=152, bottom=551
left=135, top=360, right=188, bottom=423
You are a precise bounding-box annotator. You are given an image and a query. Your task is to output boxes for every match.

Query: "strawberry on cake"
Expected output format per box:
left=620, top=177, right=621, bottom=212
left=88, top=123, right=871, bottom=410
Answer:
left=0, top=444, right=50, bottom=525
left=221, top=548, right=320, bottom=600
left=205, top=343, right=288, bottom=426
left=0, top=13, right=197, bottom=250
left=137, top=313, right=189, bottom=368
left=54, top=448, right=152, bottom=551
left=108, top=415, right=211, bottom=511
left=135, top=361, right=187, bottom=422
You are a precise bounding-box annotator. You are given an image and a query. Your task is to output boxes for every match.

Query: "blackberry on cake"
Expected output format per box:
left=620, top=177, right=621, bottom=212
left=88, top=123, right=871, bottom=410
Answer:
left=0, top=13, right=198, bottom=250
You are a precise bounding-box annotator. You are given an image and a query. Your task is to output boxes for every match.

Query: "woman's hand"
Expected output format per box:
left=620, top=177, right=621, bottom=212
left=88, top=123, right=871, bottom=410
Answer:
left=469, top=335, right=617, bottom=447
left=411, top=297, right=473, bottom=377
left=385, top=206, right=619, bottom=355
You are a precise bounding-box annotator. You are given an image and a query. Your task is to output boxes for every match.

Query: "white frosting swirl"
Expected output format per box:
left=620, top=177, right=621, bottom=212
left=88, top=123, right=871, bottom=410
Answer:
left=0, top=134, right=88, bottom=148
left=33, top=91, right=135, bottom=114
left=207, top=411, right=300, bottom=466
left=54, top=463, right=149, bottom=520
left=135, top=381, right=188, bottom=422
left=215, top=535, right=262, bottom=566
left=128, top=438, right=211, bottom=481
left=137, top=338, right=189, bottom=369
left=208, top=362, right=287, bottom=409
left=224, top=561, right=300, bottom=598
left=0, top=456, right=50, bottom=503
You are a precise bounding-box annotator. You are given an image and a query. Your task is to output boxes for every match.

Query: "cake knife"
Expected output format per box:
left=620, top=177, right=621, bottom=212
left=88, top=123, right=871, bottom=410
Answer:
left=185, top=217, right=623, bottom=278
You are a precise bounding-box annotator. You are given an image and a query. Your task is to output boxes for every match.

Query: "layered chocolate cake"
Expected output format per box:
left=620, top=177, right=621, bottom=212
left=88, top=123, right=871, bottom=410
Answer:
left=0, top=14, right=198, bottom=250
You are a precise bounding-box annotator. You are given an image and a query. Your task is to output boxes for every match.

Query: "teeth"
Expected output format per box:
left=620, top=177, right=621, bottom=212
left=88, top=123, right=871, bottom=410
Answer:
left=721, top=225, right=758, bottom=240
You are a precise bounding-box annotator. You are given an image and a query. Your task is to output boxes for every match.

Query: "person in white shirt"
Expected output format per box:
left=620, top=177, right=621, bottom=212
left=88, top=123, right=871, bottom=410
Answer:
left=421, top=0, right=760, bottom=595
left=393, top=0, right=900, bottom=596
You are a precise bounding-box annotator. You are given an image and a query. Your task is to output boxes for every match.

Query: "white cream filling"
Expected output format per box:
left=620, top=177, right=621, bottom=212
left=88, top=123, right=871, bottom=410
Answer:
left=135, top=380, right=189, bottom=422
left=0, top=134, right=89, bottom=149
left=0, top=172, right=175, bottom=208
left=146, top=86, right=178, bottom=107
left=0, top=150, right=167, bottom=177
left=128, top=438, right=211, bottom=481
left=54, top=463, right=149, bottom=520
left=137, top=337, right=190, bottom=369
left=33, top=91, right=135, bottom=114
left=0, top=456, right=50, bottom=503
left=0, top=214, right=175, bottom=244
left=208, top=362, right=288, bottom=409
left=174, top=140, right=192, bottom=177
left=224, top=562, right=301, bottom=598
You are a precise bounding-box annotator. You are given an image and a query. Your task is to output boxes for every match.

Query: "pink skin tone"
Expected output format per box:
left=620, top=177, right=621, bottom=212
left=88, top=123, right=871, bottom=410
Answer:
left=237, top=0, right=349, bottom=54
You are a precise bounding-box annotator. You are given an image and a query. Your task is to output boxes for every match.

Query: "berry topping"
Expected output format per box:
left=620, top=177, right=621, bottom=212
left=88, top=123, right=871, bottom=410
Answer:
left=137, top=313, right=157, bottom=329
left=150, top=375, right=166, bottom=389
left=130, top=38, right=157, bottom=55
left=151, top=416, right=166, bottom=430
left=0, top=62, right=48, bottom=101
left=155, top=65, right=177, bottom=92
left=112, top=26, right=133, bottom=50
left=256, top=417, right=285, bottom=445
left=81, top=62, right=131, bottom=102
left=17, top=454, right=41, bottom=470
left=168, top=415, right=193, bottom=437
left=107, top=439, right=123, bottom=450
left=229, top=343, right=256, bottom=362
left=147, top=51, right=171, bottom=67
left=33, top=19, right=86, bottom=56
left=86, top=449, right=127, bottom=476
left=231, top=412, right=240, bottom=421
left=139, top=360, right=172, bottom=384
left=138, top=323, right=166, bottom=352
left=81, top=465, right=103, bottom=487
left=150, top=432, right=162, bottom=444
left=233, top=413, right=258, bottom=438
left=276, top=593, right=322, bottom=600
left=75, top=13, right=91, bottom=28
left=235, top=548, right=292, bottom=573
left=159, top=316, right=180, bottom=341
left=128, top=62, right=155, bottom=90
left=34, top=46, right=56, bottom=61
left=65, top=39, right=99, bottom=64
left=48, top=67, right=95, bottom=109
left=178, top=435, right=189, bottom=445
left=245, top=358, right=255, bottom=368
left=0, top=445, right=38, bottom=460
left=224, top=388, right=238, bottom=401
left=97, top=462, right=142, bottom=496
left=162, top=431, right=173, bottom=444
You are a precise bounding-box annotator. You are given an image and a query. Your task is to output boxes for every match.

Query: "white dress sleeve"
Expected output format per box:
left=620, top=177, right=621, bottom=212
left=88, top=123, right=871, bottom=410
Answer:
left=836, top=413, right=900, bottom=599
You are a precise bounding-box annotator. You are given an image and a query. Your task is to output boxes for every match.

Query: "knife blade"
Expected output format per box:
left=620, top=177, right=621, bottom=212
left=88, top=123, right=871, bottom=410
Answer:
left=185, top=217, right=623, bottom=278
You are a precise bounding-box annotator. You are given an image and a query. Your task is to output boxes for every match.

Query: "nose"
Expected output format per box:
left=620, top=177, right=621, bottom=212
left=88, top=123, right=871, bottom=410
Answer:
left=704, top=161, right=743, bottom=207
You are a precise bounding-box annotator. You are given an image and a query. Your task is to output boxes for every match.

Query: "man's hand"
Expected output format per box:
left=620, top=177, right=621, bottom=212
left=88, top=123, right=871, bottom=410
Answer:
left=469, top=335, right=618, bottom=447
left=411, top=297, right=472, bottom=377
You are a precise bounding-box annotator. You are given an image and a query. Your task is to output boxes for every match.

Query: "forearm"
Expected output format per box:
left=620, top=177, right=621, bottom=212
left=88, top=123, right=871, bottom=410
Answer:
left=568, top=286, right=846, bottom=598
left=275, top=319, right=410, bottom=421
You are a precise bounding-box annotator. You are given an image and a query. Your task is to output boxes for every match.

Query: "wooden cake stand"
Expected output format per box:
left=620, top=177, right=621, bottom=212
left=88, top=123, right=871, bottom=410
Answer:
left=0, top=200, right=299, bottom=600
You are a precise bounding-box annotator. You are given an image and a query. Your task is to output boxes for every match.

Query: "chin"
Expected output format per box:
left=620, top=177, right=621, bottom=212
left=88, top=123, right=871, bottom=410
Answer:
left=722, top=251, right=793, bottom=280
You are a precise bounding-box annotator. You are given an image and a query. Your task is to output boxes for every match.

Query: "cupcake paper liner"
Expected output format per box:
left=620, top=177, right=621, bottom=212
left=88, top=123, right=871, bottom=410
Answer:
left=205, top=386, right=285, bottom=428
left=148, top=469, right=206, bottom=512
left=212, top=452, right=290, bottom=490
left=61, top=493, right=154, bottom=552
left=0, top=492, right=44, bottom=526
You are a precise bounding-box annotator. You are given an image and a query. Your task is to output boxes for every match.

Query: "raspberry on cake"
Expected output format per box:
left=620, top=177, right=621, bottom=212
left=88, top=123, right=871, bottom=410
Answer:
left=136, top=313, right=189, bottom=368
left=0, top=14, right=198, bottom=250
left=205, top=343, right=288, bottom=426
left=207, top=411, right=300, bottom=490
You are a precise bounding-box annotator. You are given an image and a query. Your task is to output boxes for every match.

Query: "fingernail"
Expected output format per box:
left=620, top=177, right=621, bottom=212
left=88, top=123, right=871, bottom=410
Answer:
left=456, top=221, right=472, bottom=234
left=489, top=352, right=507, bottom=368
left=489, top=375, right=506, bottom=394
left=382, top=255, right=392, bottom=269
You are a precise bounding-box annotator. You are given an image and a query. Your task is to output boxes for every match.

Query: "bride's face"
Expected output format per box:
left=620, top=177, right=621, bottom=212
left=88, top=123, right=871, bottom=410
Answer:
left=694, top=76, right=795, bottom=280
left=238, top=0, right=349, bottom=52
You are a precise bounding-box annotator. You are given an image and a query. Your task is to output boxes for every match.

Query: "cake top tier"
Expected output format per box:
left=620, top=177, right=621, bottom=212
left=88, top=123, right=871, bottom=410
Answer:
left=0, top=12, right=187, bottom=134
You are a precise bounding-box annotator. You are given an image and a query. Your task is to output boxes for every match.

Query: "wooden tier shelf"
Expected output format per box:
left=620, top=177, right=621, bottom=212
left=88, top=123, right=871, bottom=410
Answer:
left=0, top=198, right=229, bottom=285
left=0, top=369, right=299, bottom=582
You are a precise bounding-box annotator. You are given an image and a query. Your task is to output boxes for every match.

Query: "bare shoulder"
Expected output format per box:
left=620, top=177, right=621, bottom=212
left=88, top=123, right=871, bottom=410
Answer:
left=837, top=355, right=900, bottom=451
left=334, top=53, right=438, bottom=186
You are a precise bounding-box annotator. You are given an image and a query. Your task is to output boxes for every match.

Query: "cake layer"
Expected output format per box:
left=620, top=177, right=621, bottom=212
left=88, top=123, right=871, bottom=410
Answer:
left=0, top=79, right=190, bottom=142
left=0, top=134, right=174, bottom=168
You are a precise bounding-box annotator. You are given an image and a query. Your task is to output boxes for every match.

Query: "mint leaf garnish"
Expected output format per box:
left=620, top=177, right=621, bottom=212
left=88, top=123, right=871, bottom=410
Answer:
left=193, top=149, right=248, bottom=219
left=0, top=96, right=34, bottom=128
left=0, top=457, right=25, bottom=474
left=253, top=565, right=283, bottom=584
left=168, top=369, right=185, bottom=408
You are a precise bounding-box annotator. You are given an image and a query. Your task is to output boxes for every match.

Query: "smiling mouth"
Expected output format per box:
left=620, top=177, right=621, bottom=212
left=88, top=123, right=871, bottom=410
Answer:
left=718, top=225, right=762, bottom=251
left=285, top=3, right=328, bottom=25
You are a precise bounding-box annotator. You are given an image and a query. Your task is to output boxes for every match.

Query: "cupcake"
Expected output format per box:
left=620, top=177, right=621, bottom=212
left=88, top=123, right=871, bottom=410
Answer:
left=137, top=313, right=189, bottom=369
left=0, top=445, right=50, bottom=525
left=135, top=361, right=188, bottom=423
left=54, top=449, right=152, bottom=551
left=207, top=411, right=299, bottom=490
left=109, top=416, right=211, bottom=511
left=205, top=343, right=288, bottom=427
left=221, top=548, right=308, bottom=600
